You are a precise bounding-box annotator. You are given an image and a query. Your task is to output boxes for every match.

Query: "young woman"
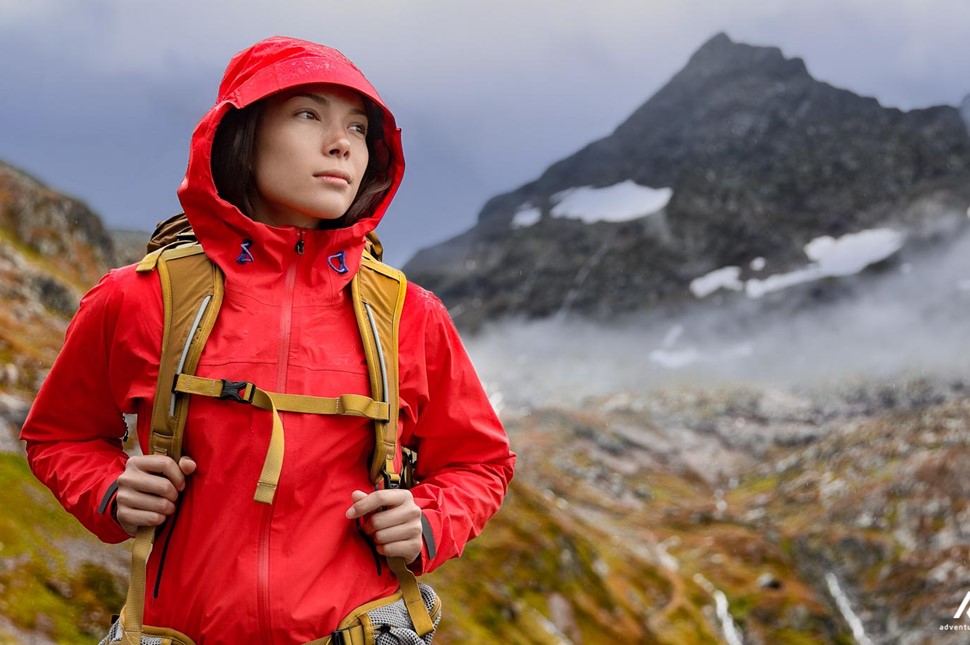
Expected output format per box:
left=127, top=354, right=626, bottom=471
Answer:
left=21, top=36, right=515, bottom=643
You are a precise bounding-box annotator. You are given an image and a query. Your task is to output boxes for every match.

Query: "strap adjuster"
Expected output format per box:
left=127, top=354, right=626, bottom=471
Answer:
left=330, top=628, right=347, bottom=645
left=219, top=379, right=255, bottom=403
left=382, top=470, right=402, bottom=490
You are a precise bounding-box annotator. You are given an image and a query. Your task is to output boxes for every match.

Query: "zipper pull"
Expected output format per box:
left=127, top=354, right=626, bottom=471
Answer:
left=295, top=232, right=305, bottom=255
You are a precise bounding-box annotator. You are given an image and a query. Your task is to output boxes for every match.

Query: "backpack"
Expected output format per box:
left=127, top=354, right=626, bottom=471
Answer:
left=112, top=213, right=435, bottom=645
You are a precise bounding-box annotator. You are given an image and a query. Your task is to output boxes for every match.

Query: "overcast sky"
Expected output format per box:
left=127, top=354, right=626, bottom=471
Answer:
left=1, top=1, right=968, bottom=265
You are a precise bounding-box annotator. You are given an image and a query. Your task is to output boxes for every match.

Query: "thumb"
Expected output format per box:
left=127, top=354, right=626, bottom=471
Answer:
left=178, top=456, right=198, bottom=476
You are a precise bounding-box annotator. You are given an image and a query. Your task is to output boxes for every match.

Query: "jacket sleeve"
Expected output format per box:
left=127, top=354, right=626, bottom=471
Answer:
left=20, top=270, right=143, bottom=544
left=401, top=289, right=515, bottom=575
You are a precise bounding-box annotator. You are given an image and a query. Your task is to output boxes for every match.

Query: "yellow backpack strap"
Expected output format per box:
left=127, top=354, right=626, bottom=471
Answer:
left=122, top=243, right=224, bottom=643
left=172, top=374, right=389, bottom=504
left=136, top=243, right=225, bottom=459
left=351, top=251, right=434, bottom=637
left=351, top=251, right=407, bottom=487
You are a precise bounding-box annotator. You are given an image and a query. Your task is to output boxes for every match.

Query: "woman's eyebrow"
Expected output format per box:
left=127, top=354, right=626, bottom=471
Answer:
left=293, top=93, right=367, bottom=117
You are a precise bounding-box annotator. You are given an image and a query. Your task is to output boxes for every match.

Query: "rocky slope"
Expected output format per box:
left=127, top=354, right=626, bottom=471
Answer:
left=404, top=33, right=970, bottom=330
left=0, top=161, right=131, bottom=643
left=420, top=377, right=970, bottom=644
left=0, top=162, right=121, bottom=446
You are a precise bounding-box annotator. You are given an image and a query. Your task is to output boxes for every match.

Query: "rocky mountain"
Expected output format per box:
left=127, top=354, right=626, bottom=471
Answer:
left=0, top=161, right=131, bottom=641
left=0, top=161, right=121, bottom=423
left=0, top=161, right=118, bottom=288
left=404, top=33, right=970, bottom=330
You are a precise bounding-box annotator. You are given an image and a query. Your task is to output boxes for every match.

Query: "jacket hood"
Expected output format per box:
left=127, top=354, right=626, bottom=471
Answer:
left=177, top=36, right=404, bottom=285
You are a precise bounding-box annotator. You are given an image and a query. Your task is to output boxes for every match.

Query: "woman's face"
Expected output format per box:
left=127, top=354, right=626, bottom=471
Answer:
left=251, top=85, right=370, bottom=228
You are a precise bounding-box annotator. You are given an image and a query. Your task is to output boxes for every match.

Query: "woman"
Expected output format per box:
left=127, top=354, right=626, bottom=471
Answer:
left=21, top=36, right=515, bottom=643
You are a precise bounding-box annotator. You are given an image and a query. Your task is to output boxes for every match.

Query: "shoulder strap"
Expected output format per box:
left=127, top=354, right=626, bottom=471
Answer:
left=352, top=249, right=434, bottom=636
left=351, top=248, right=408, bottom=487
left=137, top=243, right=225, bottom=459
left=123, top=242, right=224, bottom=643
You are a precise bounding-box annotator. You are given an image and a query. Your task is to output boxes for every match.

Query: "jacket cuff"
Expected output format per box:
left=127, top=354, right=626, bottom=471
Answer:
left=97, top=479, right=119, bottom=517
left=408, top=510, right=438, bottom=575
left=95, top=477, right=130, bottom=543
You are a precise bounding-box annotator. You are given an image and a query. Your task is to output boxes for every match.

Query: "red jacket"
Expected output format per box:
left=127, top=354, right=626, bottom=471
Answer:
left=21, top=37, right=514, bottom=643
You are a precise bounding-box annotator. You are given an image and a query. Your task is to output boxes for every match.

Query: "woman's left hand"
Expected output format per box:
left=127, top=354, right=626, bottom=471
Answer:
left=346, top=488, right=424, bottom=564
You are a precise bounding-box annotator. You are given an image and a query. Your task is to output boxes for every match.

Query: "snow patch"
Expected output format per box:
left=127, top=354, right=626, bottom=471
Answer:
left=746, top=229, right=904, bottom=299
left=691, top=230, right=903, bottom=300
left=550, top=180, right=672, bottom=223
left=649, top=347, right=704, bottom=369
left=649, top=343, right=753, bottom=369
left=690, top=266, right=744, bottom=298
left=511, top=204, right=542, bottom=229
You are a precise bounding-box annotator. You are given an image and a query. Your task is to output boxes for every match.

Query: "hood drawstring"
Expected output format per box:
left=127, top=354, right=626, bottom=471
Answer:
left=327, top=251, right=349, bottom=274
left=237, top=240, right=255, bottom=264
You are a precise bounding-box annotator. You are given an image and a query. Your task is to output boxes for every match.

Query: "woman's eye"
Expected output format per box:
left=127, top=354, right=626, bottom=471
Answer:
left=296, top=109, right=318, bottom=120
left=350, top=122, right=368, bottom=136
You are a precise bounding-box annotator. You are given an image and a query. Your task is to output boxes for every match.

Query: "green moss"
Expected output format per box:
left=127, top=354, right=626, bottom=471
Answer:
left=0, top=454, right=125, bottom=641
left=0, top=227, right=98, bottom=294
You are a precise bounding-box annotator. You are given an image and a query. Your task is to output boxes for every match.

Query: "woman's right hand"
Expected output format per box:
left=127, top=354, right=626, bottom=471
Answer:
left=114, top=455, right=197, bottom=537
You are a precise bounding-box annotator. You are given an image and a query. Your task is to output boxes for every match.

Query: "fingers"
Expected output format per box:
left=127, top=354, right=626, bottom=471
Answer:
left=115, top=454, right=197, bottom=536
left=345, top=488, right=415, bottom=519
left=121, top=454, right=189, bottom=496
left=347, top=489, right=424, bottom=563
left=179, top=456, right=198, bottom=477
left=115, top=493, right=175, bottom=536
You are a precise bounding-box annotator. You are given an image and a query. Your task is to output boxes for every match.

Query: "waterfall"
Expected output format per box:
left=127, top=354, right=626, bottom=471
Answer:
left=825, top=572, right=873, bottom=645
left=693, top=573, right=744, bottom=645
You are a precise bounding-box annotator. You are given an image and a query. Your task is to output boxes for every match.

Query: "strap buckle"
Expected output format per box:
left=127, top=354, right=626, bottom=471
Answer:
left=382, top=470, right=402, bottom=490
left=330, top=628, right=348, bottom=645
left=219, top=379, right=255, bottom=403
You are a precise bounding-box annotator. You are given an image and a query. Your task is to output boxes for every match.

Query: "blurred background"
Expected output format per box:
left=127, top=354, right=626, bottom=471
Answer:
left=1, top=1, right=969, bottom=643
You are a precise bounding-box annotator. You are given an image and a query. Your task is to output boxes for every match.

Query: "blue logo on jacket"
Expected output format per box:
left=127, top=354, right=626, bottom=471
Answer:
left=237, top=240, right=254, bottom=264
left=327, top=251, right=348, bottom=274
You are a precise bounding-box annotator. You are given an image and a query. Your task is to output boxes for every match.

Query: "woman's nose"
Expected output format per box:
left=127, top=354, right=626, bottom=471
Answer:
left=326, top=128, right=351, bottom=158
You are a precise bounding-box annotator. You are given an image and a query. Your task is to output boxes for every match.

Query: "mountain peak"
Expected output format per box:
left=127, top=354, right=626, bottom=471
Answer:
left=404, top=35, right=970, bottom=329
left=678, top=31, right=808, bottom=86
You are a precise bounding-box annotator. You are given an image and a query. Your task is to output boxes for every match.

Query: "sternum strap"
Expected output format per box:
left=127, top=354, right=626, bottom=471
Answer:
left=173, top=374, right=390, bottom=504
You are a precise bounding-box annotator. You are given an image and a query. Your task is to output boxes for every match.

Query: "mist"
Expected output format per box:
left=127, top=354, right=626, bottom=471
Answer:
left=464, top=225, right=970, bottom=412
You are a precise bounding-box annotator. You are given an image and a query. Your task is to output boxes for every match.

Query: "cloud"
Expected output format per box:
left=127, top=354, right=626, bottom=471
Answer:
left=465, top=226, right=970, bottom=410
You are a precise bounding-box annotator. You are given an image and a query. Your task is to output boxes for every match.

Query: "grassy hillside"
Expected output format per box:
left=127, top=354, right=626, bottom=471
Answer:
left=0, top=454, right=126, bottom=644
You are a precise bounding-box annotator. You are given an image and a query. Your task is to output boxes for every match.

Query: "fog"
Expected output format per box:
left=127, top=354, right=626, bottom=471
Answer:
left=465, top=226, right=970, bottom=412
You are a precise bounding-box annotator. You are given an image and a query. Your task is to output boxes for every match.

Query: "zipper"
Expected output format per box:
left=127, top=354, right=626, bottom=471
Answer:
left=256, top=231, right=304, bottom=639
left=257, top=506, right=275, bottom=640
left=151, top=498, right=184, bottom=599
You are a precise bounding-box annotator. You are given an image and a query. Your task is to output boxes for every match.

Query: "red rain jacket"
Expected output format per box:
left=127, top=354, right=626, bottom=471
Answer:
left=21, top=37, right=514, bottom=643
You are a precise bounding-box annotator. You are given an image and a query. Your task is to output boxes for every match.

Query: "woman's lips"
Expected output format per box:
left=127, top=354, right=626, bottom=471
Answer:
left=314, top=171, right=351, bottom=185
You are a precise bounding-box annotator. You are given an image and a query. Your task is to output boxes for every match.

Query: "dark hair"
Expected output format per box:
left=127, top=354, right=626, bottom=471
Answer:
left=211, top=94, right=394, bottom=226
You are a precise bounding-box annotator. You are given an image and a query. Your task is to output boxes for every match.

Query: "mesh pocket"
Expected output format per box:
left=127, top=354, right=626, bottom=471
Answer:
left=100, top=619, right=166, bottom=645
left=99, top=616, right=191, bottom=645
left=368, top=583, right=441, bottom=645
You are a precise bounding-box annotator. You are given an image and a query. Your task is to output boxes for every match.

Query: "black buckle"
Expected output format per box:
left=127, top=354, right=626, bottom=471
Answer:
left=219, top=379, right=254, bottom=403
left=330, top=629, right=347, bottom=645
left=382, top=470, right=401, bottom=490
